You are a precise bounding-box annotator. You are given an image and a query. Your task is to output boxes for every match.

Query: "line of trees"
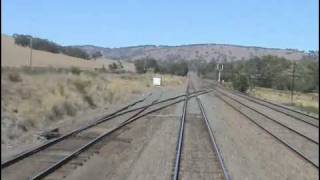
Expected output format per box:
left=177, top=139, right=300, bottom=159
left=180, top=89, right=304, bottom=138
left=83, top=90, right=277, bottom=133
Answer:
left=134, top=58, right=189, bottom=76
left=196, top=55, right=319, bottom=93
left=13, top=34, right=95, bottom=60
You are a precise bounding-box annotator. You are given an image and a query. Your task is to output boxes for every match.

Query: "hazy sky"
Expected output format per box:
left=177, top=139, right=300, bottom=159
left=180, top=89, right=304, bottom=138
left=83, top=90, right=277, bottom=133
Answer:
left=2, top=0, right=319, bottom=50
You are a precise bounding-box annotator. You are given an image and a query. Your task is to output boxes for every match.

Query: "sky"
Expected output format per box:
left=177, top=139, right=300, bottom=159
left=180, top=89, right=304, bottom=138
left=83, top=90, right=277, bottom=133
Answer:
left=2, top=0, right=319, bottom=51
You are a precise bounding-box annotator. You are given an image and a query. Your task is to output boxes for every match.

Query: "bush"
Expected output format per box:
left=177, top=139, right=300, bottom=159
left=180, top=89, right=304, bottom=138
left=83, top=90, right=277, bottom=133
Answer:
left=109, top=61, right=124, bottom=72
left=8, top=72, right=22, bottom=82
left=73, top=79, right=91, bottom=94
left=49, top=104, right=65, bottom=120
left=101, top=65, right=107, bottom=72
left=63, top=102, right=77, bottom=116
left=109, top=63, right=118, bottom=70
left=71, top=67, right=81, bottom=75
left=134, top=59, right=147, bottom=73
left=232, top=74, right=249, bottom=92
left=91, top=51, right=103, bottom=59
left=84, top=95, right=96, bottom=108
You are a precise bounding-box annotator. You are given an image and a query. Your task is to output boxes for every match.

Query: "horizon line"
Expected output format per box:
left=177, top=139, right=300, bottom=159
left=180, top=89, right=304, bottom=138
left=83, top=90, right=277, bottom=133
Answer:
left=2, top=33, right=318, bottom=52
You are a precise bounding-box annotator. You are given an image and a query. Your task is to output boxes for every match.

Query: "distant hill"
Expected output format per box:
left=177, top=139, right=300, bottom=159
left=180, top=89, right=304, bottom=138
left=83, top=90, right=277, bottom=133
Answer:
left=75, top=43, right=316, bottom=62
left=1, top=35, right=135, bottom=71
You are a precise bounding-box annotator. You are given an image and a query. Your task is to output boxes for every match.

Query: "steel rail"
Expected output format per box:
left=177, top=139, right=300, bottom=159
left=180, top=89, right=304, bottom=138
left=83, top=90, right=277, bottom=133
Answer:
left=1, top=90, right=208, bottom=169
left=214, top=89, right=318, bottom=144
left=172, top=80, right=189, bottom=180
left=216, top=85, right=319, bottom=124
left=232, top=90, right=319, bottom=127
left=31, top=90, right=200, bottom=180
left=1, top=94, right=150, bottom=169
left=213, top=92, right=319, bottom=168
left=189, top=78, right=230, bottom=180
left=196, top=97, right=231, bottom=180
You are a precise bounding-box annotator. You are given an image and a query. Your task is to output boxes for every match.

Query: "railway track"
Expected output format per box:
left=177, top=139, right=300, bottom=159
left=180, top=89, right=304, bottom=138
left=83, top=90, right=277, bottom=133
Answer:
left=2, top=89, right=210, bottom=180
left=212, top=87, right=319, bottom=168
left=172, top=78, right=230, bottom=180
left=215, top=85, right=319, bottom=127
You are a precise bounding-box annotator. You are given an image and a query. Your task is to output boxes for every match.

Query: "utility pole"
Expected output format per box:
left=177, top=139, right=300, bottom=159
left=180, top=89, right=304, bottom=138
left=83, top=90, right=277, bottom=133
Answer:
left=216, top=63, right=223, bottom=83
left=29, top=36, right=33, bottom=68
left=291, top=62, right=296, bottom=105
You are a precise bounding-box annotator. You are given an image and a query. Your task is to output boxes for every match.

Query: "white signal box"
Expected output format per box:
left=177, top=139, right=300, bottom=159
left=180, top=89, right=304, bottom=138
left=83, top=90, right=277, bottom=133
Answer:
left=153, top=77, right=161, bottom=86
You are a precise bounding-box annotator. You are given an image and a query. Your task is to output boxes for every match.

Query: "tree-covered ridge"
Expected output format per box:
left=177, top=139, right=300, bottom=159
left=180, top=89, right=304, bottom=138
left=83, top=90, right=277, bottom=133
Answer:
left=12, top=34, right=101, bottom=60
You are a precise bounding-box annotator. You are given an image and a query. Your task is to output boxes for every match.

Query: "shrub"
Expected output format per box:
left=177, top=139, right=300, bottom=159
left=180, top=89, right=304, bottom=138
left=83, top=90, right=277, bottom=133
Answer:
left=101, top=65, right=107, bottom=72
left=109, top=63, right=118, bottom=70
left=71, top=67, right=81, bottom=75
left=134, top=59, right=147, bottom=73
left=91, top=51, right=103, bottom=60
left=84, top=95, right=96, bottom=108
left=63, top=102, right=77, bottom=116
left=73, top=79, right=90, bottom=94
left=48, top=104, right=65, bottom=120
left=8, top=72, right=22, bottom=82
left=232, top=74, right=249, bottom=92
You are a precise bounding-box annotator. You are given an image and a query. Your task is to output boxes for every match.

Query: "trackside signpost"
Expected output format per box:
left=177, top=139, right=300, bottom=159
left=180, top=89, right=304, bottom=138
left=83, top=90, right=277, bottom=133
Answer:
left=153, top=77, right=161, bottom=86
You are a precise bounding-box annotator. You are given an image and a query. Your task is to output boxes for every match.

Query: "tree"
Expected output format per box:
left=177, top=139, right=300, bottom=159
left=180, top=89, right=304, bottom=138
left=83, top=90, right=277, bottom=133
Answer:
left=13, top=34, right=31, bottom=47
left=117, top=60, right=124, bottom=69
left=134, top=58, right=159, bottom=74
left=108, top=63, right=118, bottom=70
left=62, top=47, right=90, bottom=59
left=232, top=73, right=249, bottom=92
left=13, top=34, right=90, bottom=59
left=92, top=51, right=103, bottom=60
left=134, top=59, right=147, bottom=73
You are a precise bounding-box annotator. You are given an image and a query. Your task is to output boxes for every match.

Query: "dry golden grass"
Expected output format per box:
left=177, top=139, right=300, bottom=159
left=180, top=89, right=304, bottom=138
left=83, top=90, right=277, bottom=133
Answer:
left=249, top=87, right=319, bottom=114
left=1, top=68, right=185, bottom=144
left=220, top=81, right=319, bottom=114
left=1, top=35, right=135, bottom=71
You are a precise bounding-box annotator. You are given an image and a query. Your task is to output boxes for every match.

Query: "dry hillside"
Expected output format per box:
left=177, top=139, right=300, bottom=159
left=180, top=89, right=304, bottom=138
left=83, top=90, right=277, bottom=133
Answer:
left=76, top=43, right=308, bottom=62
left=1, top=35, right=135, bottom=71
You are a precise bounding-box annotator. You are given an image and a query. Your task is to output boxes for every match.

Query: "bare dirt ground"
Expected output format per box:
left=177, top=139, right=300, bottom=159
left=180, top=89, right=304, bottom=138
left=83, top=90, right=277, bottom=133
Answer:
left=196, top=77, right=318, bottom=179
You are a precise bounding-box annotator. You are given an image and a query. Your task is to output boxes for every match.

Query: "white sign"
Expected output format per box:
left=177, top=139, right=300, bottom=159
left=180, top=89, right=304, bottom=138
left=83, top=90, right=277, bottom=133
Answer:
left=153, top=77, right=161, bottom=86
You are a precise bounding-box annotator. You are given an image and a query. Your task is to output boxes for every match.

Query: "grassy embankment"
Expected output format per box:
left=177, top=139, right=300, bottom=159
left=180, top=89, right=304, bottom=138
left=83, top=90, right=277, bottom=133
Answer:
left=249, top=87, right=319, bottom=114
left=222, top=82, right=319, bottom=114
left=1, top=67, right=184, bottom=144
